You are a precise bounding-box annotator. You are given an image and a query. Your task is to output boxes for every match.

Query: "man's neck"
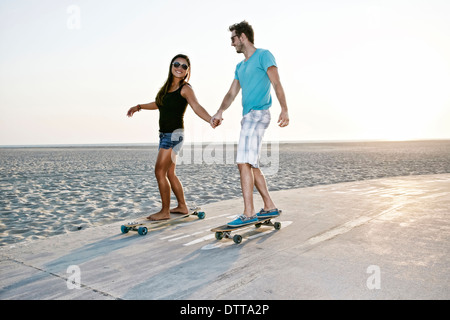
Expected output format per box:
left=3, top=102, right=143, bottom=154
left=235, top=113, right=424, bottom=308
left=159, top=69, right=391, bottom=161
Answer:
left=243, top=45, right=257, bottom=61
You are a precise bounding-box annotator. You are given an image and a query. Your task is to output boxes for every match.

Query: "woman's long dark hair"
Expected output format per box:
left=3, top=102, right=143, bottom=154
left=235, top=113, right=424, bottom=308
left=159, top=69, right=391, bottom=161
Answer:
left=155, top=54, right=191, bottom=107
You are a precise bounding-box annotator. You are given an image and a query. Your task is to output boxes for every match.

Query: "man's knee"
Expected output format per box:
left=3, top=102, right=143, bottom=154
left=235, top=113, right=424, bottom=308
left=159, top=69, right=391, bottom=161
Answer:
left=237, top=163, right=252, bottom=172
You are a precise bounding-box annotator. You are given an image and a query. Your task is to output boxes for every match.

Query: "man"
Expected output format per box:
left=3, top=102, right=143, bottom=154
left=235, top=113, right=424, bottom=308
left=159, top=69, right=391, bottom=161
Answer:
left=212, top=21, right=289, bottom=227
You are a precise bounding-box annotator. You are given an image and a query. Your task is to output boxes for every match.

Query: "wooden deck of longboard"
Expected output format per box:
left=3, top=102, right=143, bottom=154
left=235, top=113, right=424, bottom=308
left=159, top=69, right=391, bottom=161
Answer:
left=211, top=217, right=281, bottom=244
left=121, top=207, right=205, bottom=235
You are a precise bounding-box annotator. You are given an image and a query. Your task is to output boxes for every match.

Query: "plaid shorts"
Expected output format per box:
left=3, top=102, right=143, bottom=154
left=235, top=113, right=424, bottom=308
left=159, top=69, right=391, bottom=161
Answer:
left=236, top=109, right=271, bottom=168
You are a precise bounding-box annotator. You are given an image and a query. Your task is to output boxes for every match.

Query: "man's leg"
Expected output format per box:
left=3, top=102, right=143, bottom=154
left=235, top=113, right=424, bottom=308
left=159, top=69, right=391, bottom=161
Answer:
left=253, top=167, right=276, bottom=211
left=238, top=163, right=256, bottom=217
left=228, top=110, right=271, bottom=226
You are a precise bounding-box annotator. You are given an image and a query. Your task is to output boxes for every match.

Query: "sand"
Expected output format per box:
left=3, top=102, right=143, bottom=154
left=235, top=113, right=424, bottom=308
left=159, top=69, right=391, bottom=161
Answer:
left=1, top=141, right=450, bottom=246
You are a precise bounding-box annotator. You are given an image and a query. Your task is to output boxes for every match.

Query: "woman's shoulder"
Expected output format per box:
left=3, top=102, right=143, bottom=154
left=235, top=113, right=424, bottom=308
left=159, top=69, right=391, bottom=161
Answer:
left=180, top=82, right=193, bottom=96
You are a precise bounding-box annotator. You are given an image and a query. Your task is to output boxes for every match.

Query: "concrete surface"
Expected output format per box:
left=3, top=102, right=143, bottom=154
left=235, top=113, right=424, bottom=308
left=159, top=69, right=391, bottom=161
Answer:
left=0, top=174, right=449, bottom=300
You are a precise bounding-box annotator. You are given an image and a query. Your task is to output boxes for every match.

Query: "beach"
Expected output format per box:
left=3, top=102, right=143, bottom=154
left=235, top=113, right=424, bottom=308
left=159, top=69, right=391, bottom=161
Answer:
left=1, top=140, right=450, bottom=246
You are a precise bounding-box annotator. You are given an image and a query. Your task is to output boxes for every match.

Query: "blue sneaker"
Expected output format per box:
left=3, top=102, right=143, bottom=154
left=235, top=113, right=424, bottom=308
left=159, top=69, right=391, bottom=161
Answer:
left=227, top=214, right=258, bottom=227
left=256, top=208, right=281, bottom=219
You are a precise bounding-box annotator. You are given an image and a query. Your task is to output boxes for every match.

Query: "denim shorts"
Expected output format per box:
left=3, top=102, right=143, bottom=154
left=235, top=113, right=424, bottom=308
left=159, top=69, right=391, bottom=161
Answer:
left=158, top=130, right=184, bottom=155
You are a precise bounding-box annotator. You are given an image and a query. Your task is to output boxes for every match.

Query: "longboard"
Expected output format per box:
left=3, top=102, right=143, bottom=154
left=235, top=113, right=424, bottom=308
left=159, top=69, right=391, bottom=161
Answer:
left=211, top=211, right=282, bottom=244
left=121, top=207, right=205, bottom=236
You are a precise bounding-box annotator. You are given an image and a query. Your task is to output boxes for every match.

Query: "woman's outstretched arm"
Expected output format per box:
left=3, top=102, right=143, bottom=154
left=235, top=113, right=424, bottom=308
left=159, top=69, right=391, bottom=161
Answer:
left=126, top=102, right=158, bottom=117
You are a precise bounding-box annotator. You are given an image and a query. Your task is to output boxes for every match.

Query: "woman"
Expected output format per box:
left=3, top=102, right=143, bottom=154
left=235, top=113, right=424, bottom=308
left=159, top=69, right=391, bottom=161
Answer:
left=127, top=54, right=215, bottom=221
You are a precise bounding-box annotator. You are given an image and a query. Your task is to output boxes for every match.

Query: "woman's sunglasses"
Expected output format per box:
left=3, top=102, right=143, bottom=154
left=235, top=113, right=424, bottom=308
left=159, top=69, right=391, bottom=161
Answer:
left=172, top=62, right=189, bottom=70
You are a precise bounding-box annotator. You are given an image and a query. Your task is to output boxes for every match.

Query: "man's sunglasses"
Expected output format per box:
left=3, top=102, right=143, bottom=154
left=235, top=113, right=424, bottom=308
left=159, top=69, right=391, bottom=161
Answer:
left=172, top=62, right=189, bottom=70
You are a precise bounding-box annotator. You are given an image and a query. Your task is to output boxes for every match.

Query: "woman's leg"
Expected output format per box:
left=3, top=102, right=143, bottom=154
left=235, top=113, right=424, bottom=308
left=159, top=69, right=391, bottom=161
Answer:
left=147, top=148, right=174, bottom=220
left=167, top=160, right=189, bottom=214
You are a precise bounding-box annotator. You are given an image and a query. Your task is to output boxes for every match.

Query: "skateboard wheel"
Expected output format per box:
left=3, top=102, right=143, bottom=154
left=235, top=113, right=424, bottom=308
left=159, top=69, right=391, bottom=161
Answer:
left=274, top=222, right=281, bottom=230
left=255, top=223, right=261, bottom=228
left=197, top=211, right=206, bottom=219
left=215, top=232, right=224, bottom=240
left=138, top=227, right=148, bottom=236
left=121, top=225, right=130, bottom=234
left=233, top=235, right=242, bottom=244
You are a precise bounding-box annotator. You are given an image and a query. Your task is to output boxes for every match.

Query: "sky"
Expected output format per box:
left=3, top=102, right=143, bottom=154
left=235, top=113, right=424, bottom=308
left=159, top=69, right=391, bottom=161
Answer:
left=0, top=0, right=449, bottom=146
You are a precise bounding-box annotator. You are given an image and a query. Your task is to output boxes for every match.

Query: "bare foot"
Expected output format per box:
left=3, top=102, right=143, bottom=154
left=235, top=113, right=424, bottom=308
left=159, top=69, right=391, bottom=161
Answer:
left=170, top=205, right=189, bottom=215
left=146, top=211, right=171, bottom=221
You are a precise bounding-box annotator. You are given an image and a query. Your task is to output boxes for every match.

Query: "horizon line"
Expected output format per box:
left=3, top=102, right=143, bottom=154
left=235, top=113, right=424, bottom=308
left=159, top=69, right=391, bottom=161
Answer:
left=1, top=138, right=450, bottom=148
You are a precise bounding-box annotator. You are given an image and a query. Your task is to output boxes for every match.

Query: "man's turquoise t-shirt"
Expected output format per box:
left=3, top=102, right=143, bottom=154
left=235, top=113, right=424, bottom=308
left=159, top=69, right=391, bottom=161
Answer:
left=234, top=48, right=277, bottom=116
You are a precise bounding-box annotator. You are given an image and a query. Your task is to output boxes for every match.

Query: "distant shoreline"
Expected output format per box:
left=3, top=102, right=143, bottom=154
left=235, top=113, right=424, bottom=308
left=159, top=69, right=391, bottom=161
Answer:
left=1, top=139, right=449, bottom=149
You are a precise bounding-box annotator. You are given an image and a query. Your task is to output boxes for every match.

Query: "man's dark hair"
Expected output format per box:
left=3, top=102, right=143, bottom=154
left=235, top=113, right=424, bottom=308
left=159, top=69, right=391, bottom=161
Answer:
left=229, top=20, right=254, bottom=44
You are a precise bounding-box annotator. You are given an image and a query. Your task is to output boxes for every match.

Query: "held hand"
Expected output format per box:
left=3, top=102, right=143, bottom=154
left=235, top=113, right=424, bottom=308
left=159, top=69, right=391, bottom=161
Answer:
left=209, top=117, right=217, bottom=128
left=211, top=117, right=223, bottom=128
left=210, top=112, right=224, bottom=128
left=210, top=117, right=221, bottom=128
left=278, top=111, right=289, bottom=127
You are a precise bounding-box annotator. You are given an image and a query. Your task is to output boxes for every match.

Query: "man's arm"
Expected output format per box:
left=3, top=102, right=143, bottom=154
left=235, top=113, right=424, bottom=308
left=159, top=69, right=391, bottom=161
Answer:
left=212, top=79, right=241, bottom=126
left=267, top=66, right=289, bottom=127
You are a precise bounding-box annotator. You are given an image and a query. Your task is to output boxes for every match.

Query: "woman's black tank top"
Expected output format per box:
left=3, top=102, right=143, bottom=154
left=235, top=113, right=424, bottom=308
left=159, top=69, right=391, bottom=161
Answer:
left=157, top=84, right=189, bottom=133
